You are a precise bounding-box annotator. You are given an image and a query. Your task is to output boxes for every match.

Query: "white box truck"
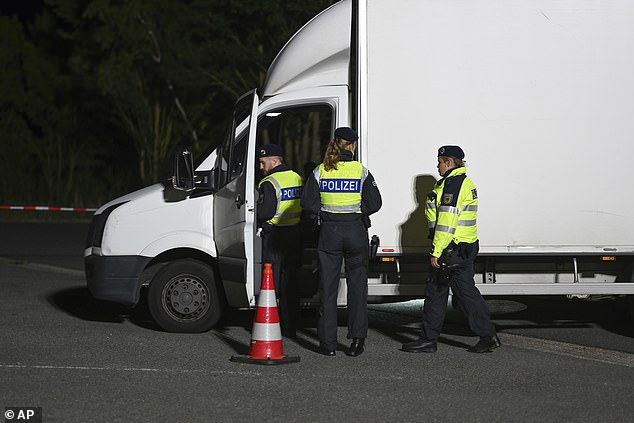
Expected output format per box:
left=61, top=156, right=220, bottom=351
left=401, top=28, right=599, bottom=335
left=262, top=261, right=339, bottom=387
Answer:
left=85, top=0, right=634, bottom=332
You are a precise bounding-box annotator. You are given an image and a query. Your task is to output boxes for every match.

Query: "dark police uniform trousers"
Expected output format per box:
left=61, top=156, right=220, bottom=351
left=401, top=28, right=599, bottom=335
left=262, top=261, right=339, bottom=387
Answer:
left=261, top=225, right=302, bottom=335
left=422, top=240, right=496, bottom=341
left=318, top=217, right=369, bottom=351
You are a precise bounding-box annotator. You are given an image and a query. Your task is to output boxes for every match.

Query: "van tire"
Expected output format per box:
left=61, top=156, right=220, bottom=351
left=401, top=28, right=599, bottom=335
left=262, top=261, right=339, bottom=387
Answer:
left=147, top=259, right=223, bottom=333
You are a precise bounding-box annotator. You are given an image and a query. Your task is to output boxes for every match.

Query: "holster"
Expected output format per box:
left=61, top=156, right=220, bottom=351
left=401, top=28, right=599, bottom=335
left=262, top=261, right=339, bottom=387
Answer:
left=440, top=242, right=457, bottom=263
left=362, top=214, right=371, bottom=229
left=311, top=213, right=321, bottom=233
left=437, top=243, right=459, bottom=286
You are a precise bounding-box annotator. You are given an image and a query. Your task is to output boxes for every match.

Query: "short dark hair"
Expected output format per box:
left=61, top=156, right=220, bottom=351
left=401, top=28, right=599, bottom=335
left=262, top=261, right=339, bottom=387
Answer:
left=439, top=156, right=465, bottom=167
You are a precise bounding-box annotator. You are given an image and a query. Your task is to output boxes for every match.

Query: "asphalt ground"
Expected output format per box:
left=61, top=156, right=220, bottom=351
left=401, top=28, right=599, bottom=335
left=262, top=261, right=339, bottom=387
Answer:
left=0, top=221, right=88, bottom=271
left=1, top=221, right=634, bottom=422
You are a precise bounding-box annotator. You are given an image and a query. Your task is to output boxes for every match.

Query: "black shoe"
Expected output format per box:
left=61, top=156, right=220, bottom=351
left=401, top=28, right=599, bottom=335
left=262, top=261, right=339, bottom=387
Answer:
left=401, top=337, right=437, bottom=353
left=345, top=338, right=365, bottom=357
left=318, top=347, right=336, bottom=356
left=468, top=335, right=501, bottom=353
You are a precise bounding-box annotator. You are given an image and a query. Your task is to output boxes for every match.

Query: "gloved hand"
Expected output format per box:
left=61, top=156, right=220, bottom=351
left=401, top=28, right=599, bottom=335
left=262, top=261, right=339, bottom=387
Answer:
left=260, top=222, right=274, bottom=235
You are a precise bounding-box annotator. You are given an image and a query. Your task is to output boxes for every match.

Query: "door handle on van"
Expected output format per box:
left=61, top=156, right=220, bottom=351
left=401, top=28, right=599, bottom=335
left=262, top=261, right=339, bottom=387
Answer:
left=234, top=194, right=245, bottom=208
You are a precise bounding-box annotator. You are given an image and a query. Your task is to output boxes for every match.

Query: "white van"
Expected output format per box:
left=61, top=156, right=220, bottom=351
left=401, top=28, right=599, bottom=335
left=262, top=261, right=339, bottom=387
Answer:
left=85, top=0, right=634, bottom=332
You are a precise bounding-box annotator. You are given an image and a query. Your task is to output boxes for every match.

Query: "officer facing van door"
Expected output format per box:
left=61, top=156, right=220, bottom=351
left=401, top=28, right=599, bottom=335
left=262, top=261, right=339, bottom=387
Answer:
left=257, top=144, right=303, bottom=337
left=401, top=145, right=500, bottom=354
left=301, top=127, right=382, bottom=357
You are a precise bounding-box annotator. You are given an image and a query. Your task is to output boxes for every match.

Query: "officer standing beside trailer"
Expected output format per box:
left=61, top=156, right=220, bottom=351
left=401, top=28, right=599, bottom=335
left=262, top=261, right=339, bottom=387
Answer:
left=257, top=144, right=303, bottom=338
left=401, top=146, right=500, bottom=354
left=301, top=127, right=382, bottom=357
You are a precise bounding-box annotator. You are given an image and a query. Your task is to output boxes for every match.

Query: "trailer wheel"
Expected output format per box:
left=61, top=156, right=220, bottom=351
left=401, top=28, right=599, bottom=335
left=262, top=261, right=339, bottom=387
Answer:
left=147, top=259, right=223, bottom=332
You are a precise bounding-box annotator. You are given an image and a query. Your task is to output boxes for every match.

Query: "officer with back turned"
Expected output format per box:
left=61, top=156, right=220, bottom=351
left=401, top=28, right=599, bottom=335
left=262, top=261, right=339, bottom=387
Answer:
left=257, top=144, right=303, bottom=338
left=401, top=145, right=500, bottom=354
left=301, top=127, right=382, bottom=357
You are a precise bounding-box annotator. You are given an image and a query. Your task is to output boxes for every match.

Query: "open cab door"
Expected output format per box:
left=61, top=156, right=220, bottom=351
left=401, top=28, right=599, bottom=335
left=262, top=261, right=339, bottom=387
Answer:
left=213, top=90, right=259, bottom=307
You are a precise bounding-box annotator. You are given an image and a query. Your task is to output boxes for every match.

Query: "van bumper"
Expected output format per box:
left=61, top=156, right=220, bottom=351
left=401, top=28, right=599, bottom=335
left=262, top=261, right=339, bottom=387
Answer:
left=85, top=254, right=152, bottom=306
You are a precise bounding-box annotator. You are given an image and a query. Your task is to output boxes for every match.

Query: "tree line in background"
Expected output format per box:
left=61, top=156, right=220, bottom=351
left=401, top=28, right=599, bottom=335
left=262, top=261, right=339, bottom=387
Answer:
left=0, top=0, right=334, bottom=207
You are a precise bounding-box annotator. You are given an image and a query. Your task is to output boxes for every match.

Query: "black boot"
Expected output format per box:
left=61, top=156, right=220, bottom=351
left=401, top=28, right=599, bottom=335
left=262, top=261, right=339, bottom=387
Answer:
left=401, top=337, right=437, bottom=353
left=468, top=335, right=501, bottom=353
left=318, top=346, right=336, bottom=356
left=345, top=338, right=365, bottom=357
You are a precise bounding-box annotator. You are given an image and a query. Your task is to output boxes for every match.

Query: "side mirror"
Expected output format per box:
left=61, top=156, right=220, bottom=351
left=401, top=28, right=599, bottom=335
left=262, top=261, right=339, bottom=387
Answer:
left=194, top=169, right=218, bottom=193
left=173, top=149, right=195, bottom=191
left=172, top=149, right=219, bottom=193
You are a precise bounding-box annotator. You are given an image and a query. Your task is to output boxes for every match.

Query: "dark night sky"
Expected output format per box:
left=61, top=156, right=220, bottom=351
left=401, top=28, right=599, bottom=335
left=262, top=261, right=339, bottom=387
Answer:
left=0, top=0, right=43, bottom=20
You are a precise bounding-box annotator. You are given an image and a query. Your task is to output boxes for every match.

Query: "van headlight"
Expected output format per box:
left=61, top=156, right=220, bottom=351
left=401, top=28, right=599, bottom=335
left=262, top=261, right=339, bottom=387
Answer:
left=85, top=202, right=128, bottom=251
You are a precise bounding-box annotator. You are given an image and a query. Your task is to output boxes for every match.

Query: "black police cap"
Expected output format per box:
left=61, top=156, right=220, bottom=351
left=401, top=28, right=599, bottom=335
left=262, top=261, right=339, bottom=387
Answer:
left=258, top=144, right=283, bottom=158
left=334, top=127, right=359, bottom=142
left=438, top=145, right=465, bottom=160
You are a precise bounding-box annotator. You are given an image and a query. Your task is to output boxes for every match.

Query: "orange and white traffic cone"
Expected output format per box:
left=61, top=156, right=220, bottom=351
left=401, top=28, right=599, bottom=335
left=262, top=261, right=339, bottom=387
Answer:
left=230, top=263, right=300, bottom=365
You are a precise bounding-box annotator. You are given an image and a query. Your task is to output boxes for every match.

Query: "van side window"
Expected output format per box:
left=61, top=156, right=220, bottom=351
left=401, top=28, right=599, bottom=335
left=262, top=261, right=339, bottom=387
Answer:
left=217, top=93, right=254, bottom=188
left=217, top=130, right=247, bottom=187
left=256, top=105, right=333, bottom=183
left=217, top=127, right=231, bottom=186
left=229, top=134, right=247, bottom=180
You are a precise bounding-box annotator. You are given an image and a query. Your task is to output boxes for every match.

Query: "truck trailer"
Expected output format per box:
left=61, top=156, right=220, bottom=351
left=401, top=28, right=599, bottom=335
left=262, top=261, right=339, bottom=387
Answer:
left=85, top=0, right=634, bottom=332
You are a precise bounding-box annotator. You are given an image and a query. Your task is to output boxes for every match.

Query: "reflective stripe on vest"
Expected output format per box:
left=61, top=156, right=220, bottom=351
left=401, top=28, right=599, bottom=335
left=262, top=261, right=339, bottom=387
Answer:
left=435, top=224, right=456, bottom=235
left=429, top=167, right=478, bottom=257
left=258, top=170, right=303, bottom=226
left=314, top=161, right=368, bottom=214
left=425, top=187, right=441, bottom=232
left=439, top=205, right=460, bottom=215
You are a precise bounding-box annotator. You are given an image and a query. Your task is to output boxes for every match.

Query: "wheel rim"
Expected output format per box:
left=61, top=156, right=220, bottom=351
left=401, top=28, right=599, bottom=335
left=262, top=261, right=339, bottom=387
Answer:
left=161, top=274, right=210, bottom=322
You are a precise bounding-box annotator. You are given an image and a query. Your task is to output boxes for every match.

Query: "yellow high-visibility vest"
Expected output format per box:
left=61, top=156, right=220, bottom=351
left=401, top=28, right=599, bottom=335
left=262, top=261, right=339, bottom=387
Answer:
left=314, top=161, right=368, bottom=214
left=427, top=166, right=478, bottom=257
left=258, top=170, right=303, bottom=226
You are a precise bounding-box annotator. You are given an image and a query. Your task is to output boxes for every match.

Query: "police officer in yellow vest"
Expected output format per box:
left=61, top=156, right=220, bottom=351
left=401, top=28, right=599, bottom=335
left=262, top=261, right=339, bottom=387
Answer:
left=401, top=145, right=500, bottom=354
left=257, top=144, right=303, bottom=337
left=301, top=127, right=382, bottom=357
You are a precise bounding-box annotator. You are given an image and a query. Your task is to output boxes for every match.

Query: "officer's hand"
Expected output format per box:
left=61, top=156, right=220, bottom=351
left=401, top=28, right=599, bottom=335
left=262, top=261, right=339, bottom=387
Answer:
left=430, top=256, right=440, bottom=269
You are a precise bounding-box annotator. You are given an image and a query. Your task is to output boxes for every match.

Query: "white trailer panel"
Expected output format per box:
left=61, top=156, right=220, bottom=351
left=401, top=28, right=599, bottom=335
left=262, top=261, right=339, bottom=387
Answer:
left=359, top=0, right=634, bottom=255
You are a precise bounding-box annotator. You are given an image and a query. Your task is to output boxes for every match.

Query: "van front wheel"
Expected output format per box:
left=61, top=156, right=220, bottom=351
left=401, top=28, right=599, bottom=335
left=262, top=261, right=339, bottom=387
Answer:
left=147, top=260, right=223, bottom=332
